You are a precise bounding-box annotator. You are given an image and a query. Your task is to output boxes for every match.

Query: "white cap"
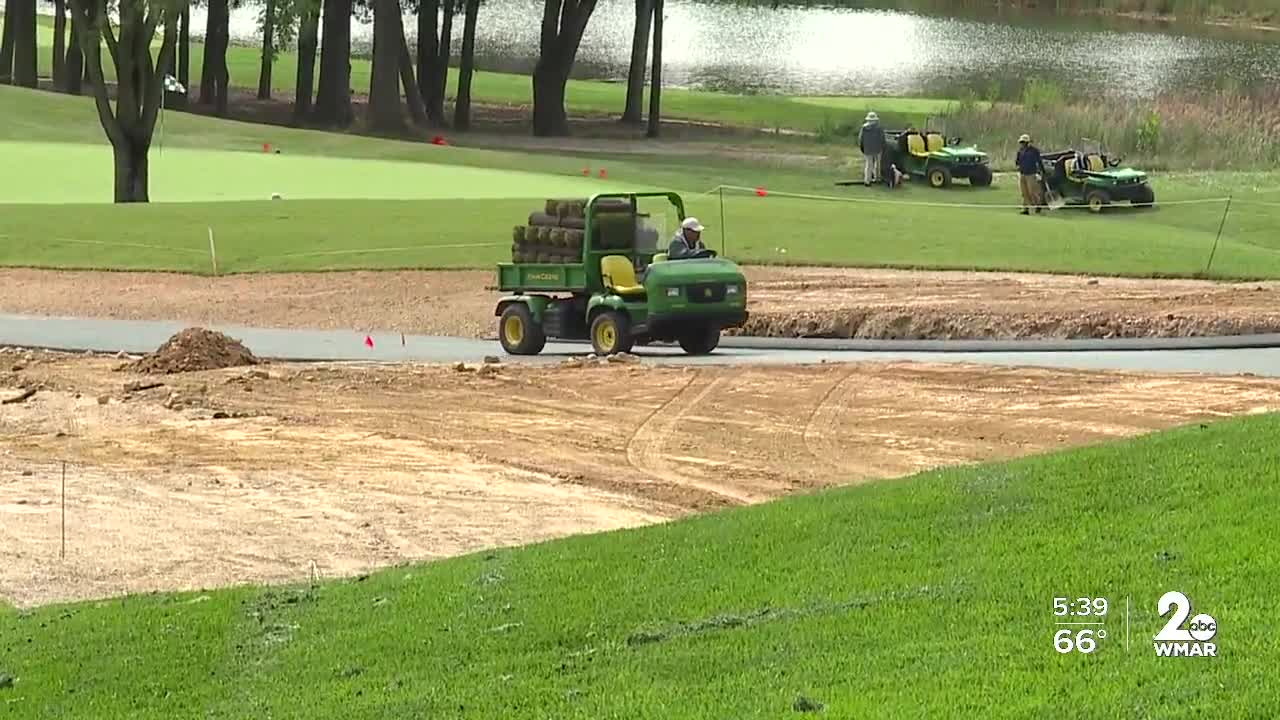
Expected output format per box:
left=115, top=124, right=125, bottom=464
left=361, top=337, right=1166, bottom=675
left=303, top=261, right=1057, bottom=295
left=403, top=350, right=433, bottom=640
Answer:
left=682, top=217, right=705, bottom=232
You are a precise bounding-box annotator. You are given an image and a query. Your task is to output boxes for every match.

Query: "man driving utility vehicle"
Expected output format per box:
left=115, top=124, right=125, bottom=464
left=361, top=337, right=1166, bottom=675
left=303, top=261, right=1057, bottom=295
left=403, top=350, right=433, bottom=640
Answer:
left=668, top=217, right=712, bottom=259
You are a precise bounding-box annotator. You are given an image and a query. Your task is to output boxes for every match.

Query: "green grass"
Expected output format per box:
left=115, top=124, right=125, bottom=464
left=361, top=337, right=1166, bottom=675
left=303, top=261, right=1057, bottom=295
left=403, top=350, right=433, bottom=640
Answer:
left=3, top=412, right=1277, bottom=717
left=3, top=84, right=1280, bottom=278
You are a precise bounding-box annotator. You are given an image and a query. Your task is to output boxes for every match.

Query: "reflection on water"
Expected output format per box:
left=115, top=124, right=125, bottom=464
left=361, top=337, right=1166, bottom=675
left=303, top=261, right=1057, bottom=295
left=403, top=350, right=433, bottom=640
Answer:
left=44, top=0, right=1280, bottom=98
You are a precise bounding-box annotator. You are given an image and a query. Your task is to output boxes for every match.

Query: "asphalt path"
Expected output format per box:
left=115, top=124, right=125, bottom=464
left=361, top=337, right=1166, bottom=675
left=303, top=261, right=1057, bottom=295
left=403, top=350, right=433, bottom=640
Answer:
left=3, top=313, right=1280, bottom=377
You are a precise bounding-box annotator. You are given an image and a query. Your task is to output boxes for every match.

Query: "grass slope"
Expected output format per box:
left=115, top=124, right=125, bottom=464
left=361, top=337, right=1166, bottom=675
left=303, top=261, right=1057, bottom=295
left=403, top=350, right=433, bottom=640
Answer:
left=3, top=86, right=1279, bottom=278
left=2, top=413, right=1277, bottom=717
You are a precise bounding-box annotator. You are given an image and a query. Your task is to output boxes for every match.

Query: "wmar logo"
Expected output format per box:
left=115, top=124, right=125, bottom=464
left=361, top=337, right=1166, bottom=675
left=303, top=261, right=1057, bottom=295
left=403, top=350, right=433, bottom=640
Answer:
left=1153, top=591, right=1218, bottom=657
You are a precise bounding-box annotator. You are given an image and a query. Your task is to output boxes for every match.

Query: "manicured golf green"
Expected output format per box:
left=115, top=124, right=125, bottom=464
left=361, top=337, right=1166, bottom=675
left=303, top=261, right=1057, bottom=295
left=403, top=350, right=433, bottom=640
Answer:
left=2, top=412, right=1274, bottom=717
left=0, top=141, right=634, bottom=204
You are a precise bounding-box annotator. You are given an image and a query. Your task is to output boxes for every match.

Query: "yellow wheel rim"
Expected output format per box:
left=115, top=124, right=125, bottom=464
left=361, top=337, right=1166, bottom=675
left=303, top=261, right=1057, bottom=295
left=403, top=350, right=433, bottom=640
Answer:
left=930, top=171, right=944, bottom=187
left=503, top=316, right=524, bottom=345
left=1089, top=197, right=1102, bottom=211
left=594, top=321, right=617, bottom=352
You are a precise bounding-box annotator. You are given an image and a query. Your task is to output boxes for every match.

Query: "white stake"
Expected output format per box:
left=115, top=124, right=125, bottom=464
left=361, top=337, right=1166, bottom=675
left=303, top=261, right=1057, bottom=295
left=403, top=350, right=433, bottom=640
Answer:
left=208, top=227, right=218, bottom=276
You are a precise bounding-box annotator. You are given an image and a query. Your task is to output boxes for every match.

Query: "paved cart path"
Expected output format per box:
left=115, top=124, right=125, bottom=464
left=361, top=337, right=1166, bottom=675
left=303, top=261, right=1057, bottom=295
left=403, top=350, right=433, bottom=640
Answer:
left=2, top=313, right=1280, bottom=376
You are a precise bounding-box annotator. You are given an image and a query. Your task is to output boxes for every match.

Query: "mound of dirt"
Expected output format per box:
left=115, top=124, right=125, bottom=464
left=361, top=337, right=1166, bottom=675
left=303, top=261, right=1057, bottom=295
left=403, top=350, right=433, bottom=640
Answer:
left=127, top=328, right=260, bottom=374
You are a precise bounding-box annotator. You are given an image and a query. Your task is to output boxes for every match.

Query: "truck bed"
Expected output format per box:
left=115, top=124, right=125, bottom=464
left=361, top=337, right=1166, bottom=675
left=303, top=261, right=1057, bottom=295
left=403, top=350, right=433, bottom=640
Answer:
left=497, top=262, right=589, bottom=293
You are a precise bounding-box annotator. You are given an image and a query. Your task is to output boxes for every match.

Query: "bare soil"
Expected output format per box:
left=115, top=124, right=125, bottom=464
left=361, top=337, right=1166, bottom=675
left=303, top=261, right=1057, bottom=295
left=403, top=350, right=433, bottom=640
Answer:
left=3, top=266, right=1280, bottom=341
left=3, top=346, right=1279, bottom=607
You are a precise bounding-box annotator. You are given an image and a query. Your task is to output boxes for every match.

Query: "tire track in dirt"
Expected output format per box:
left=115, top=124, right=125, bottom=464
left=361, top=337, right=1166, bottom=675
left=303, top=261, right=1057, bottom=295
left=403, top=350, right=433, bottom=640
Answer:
left=801, top=365, right=864, bottom=470
left=625, top=373, right=760, bottom=506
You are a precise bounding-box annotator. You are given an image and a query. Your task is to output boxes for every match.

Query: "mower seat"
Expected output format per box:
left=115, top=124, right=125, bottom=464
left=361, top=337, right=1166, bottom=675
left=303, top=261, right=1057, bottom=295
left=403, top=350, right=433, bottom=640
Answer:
left=601, top=255, right=646, bottom=297
left=925, top=132, right=946, bottom=152
left=906, top=133, right=928, bottom=158
left=1086, top=154, right=1105, bottom=171
left=651, top=252, right=668, bottom=263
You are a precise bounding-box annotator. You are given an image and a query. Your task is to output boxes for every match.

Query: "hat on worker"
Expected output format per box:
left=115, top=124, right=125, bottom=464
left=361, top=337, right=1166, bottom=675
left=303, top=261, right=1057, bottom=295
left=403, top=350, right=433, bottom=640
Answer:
left=865, top=111, right=879, bottom=122
left=682, top=217, right=705, bottom=232
left=1018, top=133, right=1031, bottom=143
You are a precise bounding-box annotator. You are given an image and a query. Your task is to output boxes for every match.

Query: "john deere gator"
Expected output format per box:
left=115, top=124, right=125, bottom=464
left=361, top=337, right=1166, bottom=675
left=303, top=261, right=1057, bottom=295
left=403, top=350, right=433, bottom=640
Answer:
left=884, top=129, right=993, bottom=188
left=494, top=192, right=748, bottom=356
left=1039, top=149, right=1156, bottom=212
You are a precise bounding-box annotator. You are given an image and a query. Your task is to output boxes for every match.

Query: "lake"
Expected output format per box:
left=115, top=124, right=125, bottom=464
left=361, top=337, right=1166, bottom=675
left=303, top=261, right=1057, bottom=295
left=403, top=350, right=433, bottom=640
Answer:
left=32, top=0, right=1280, bottom=99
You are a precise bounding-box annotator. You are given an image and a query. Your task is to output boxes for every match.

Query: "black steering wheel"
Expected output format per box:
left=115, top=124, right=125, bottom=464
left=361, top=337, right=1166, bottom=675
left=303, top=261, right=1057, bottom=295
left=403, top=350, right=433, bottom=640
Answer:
left=686, top=248, right=718, bottom=259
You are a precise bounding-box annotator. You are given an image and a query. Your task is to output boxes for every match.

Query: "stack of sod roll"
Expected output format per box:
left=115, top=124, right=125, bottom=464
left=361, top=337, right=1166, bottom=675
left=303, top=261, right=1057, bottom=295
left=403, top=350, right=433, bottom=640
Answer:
left=510, top=198, right=635, bottom=263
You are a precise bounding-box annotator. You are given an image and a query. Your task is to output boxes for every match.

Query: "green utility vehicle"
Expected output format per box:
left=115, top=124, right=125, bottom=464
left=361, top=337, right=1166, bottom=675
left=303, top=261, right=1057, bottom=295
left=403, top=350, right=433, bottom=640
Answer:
left=495, top=192, right=749, bottom=357
left=883, top=129, right=993, bottom=188
left=1038, top=148, right=1155, bottom=212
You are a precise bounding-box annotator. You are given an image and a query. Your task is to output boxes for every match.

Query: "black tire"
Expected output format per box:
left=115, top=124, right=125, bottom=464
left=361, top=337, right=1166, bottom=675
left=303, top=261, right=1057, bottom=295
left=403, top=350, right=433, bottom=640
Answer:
left=970, top=165, right=993, bottom=187
left=498, top=303, right=546, bottom=355
left=678, top=326, right=720, bottom=355
left=590, top=310, right=633, bottom=355
left=1086, top=189, right=1111, bottom=214
left=928, top=165, right=952, bottom=189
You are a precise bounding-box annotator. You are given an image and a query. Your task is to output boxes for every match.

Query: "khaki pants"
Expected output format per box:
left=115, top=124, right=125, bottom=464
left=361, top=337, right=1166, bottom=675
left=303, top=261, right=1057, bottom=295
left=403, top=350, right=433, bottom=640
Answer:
left=1019, top=174, right=1043, bottom=210
left=864, top=153, right=881, bottom=184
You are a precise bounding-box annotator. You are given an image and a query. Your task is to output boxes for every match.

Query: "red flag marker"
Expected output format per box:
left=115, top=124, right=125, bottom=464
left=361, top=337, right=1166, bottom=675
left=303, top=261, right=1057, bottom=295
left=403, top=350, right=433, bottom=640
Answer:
left=364, top=335, right=374, bottom=348
left=599, top=168, right=608, bottom=179
left=755, top=187, right=768, bottom=197
left=263, top=142, right=271, bottom=153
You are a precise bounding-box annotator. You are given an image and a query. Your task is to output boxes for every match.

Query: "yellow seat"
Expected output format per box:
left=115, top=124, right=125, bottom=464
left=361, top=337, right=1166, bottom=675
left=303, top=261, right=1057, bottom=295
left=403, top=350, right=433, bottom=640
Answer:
left=1086, top=154, right=1105, bottom=171
left=1064, top=157, right=1078, bottom=175
left=651, top=252, right=668, bottom=263
left=906, top=133, right=928, bottom=157
left=925, top=132, right=946, bottom=152
left=601, top=255, right=646, bottom=296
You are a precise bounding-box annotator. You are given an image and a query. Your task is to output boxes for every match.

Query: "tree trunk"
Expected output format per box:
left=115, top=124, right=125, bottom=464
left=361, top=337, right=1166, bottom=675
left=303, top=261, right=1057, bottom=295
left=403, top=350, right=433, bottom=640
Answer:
left=293, top=1, right=320, bottom=123
left=646, top=0, right=662, bottom=138
left=64, top=10, right=84, bottom=93
left=427, top=0, right=454, bottom=125
left=53, top=0, right=68, bottom=86
left=313, top=0, right=353, bottom=126
left=397, top=29, right=428, bottom=126
left=199, top=0, right=229, bottom=114
left=416, top=0, right=440, bottom=120
left=621, top=0, right=652, bottom=124
left=113, top=142, right=150, bottom=203
left=453, top=0, right=478, bottom=131
left=532, top=63, right=569, bottom=137
left=531, top=0, right=598, bottom=137
left=257, top=0, right=275, bottom=99
left=0, top=0, right=14, bottom=84
left=367, top=0, right=404, bottom=133
left=70, top=0, right=178, bottom=204
left=178, top=8, right=190, bottom=90
left=11, top=0, right=38, bottom=87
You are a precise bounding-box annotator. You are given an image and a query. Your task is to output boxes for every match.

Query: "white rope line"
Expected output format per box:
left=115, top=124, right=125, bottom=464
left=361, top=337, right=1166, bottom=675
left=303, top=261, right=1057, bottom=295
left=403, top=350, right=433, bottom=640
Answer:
left=712, top=184, right=1235, bottom=210
left=265, top=242, right=508, bottom=260
left=48, top=237, right=206, bottom=255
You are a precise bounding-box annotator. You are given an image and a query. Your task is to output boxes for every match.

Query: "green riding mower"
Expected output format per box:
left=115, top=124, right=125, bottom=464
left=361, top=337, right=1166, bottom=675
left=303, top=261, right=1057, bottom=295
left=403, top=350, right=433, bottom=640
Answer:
left=882, top=129, right=994, bottom=189
left=1038, top=148, right=1155, bottom=213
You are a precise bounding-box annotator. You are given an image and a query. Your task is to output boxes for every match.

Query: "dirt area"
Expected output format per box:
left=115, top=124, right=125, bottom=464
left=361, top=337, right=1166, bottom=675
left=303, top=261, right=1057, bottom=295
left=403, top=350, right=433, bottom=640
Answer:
left=4, top=344, right=1280, bottom=607
left=4, top=266, right=1280, bottom=341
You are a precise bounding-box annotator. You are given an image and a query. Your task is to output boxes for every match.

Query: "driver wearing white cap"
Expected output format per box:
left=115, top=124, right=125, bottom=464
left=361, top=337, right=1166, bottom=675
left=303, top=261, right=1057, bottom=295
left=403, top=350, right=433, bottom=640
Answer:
left=668, top=216, right=710, bottom=259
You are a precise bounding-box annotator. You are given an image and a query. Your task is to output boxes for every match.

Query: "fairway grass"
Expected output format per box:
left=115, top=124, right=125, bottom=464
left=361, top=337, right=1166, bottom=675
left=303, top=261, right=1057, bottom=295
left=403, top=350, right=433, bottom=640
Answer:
left=3, top=85, right=1280, bottom=279
left=2, top=412, right=1276, bottom=716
